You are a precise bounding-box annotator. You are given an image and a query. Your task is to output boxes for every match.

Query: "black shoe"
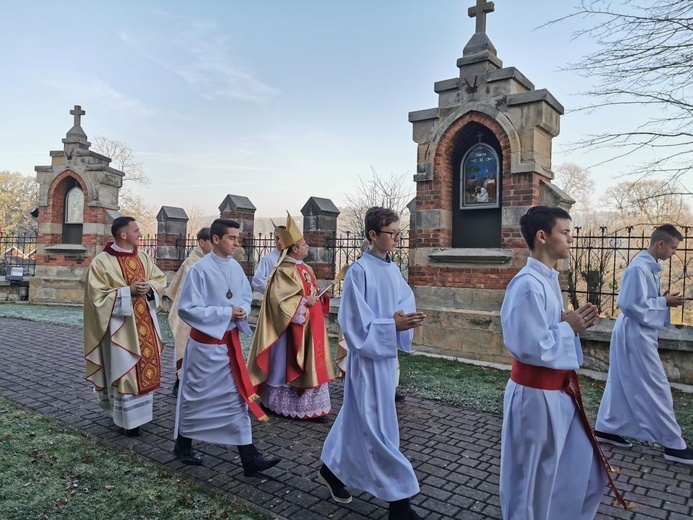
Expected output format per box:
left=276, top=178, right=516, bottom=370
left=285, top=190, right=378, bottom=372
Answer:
left=664, top=446, right=693, bottom=465
left=242, top=453, right=281, bottom=477
left=121, top=427, right=142, bottom=437
left=388, top=498, right=422, bottom=520
left=318, top=464, right=352, bottom=504
left=171, top=378, right=179, bottom=397
left=395, top=391, right=406, bottom=403
left=305, top=415, right=328, bottom=424
left=173, top=436, right=203, bottom=465
left=594, top=430, right=632, bottom=448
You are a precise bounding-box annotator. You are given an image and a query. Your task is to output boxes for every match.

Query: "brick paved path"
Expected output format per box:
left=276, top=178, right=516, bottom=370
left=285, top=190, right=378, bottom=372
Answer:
left=1, top=317, right=691, bottom=519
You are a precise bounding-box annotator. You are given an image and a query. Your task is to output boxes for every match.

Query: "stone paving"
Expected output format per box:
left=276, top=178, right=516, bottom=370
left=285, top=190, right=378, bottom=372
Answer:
left=1, top=316, right=692, bottom=519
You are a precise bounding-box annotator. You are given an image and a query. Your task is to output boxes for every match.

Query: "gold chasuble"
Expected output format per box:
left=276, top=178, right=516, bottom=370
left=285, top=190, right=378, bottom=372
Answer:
left=84, top=243, right=167, bottom=396
left=248, top=258, right=334, bottom=390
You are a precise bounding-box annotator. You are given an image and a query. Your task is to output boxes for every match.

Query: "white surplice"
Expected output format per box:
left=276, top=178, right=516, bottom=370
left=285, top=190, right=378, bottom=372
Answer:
left=251, top=249, right=281, bottom=294
left=500, top=258, right=606, bottom=520
left=596, top=250, right=685, bottom=450
left=174, top=252, right=253, bottom=446
left=321, top=251, right=419, bottom=502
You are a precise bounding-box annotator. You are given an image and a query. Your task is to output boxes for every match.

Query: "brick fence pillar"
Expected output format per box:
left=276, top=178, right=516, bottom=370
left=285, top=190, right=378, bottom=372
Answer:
left=156, top=206, right=188, bottom=274
left=218, top=194, right=256, bottom=275
left=301, top=196, right=339, bottom=281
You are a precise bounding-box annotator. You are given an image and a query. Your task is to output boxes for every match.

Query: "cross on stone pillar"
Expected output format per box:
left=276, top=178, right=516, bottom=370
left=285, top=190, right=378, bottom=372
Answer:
left=70, top=105, right=85, bottom=127
left=468, top=0, right=495, bottom=34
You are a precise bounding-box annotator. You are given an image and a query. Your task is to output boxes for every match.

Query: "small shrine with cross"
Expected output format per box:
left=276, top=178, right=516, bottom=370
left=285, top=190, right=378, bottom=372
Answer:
left=30, top=105, right=125, bottom=303
left=408, top=1, right=574, bottom=363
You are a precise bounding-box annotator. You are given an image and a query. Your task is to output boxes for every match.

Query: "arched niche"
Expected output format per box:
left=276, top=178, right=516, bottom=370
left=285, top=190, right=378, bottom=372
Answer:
left=451, top=122, right=502, bottom=247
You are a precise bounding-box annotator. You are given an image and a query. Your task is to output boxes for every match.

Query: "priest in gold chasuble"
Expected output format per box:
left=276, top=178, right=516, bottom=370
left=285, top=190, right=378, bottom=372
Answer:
left=247, top=212, right=334, bottom=421
left=84, top=216, right=167, bottom=436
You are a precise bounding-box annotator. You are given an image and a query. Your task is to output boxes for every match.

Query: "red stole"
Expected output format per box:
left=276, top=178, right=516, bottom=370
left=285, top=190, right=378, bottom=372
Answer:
left=104, top=242, right=161, bottom=394
left=286, top=262, right=330, bottom=387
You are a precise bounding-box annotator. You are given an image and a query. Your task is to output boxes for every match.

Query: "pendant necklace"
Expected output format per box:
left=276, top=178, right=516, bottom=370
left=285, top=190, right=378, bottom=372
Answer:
left=212, top=258, right=234, bottom=299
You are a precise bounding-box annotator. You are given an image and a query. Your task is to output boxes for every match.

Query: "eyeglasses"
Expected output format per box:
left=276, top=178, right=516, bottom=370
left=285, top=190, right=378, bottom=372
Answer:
left=376, top=230, right=402, bottom=239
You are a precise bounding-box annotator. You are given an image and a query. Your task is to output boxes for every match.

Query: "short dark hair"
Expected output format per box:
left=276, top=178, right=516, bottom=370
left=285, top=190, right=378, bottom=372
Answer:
left=519, top=206, right=571, bottom=250
left=651, top=224, right=683, bottom=245
left=111, top=216, right=135, bottom=238
left=196, top=227, right=210, bottom=241
left=364, top=207, right=399, bottom=243
left=210, top=219, right=240, bottom=242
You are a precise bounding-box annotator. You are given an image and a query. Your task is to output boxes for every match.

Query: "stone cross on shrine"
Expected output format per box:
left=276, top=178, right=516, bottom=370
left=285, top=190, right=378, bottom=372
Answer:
left=468, top=0, right=494, bottom=34
left=70, top=105, right=85, bottom=127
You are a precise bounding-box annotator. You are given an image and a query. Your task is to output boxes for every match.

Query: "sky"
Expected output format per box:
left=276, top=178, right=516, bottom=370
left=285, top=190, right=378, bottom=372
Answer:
left=0, top=0, right=650, bottom=218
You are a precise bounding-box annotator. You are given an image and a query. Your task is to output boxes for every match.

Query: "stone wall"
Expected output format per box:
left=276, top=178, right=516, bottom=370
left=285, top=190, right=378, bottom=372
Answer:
left=581, top=320, right=693, bottom=386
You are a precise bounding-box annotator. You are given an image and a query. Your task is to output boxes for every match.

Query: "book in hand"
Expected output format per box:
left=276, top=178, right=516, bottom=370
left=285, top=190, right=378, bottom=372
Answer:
left=318, top=283, right=333, bottom=298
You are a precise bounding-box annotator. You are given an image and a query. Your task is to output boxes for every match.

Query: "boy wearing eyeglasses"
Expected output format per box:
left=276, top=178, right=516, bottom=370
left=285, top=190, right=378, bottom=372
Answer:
left=320, top=206, right=426, bottom=520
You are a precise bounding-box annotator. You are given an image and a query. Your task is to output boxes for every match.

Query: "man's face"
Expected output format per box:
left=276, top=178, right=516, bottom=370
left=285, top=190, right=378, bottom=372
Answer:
left=656, top=238, right=679, bottom=261
left=120, top=221, right=142, bottom=248
left=292, top=239, right=309, bottom=260
left=540, top=218, right=573, bottom=260
left=275, top=234, right=284, bottom=251
left=199, top=238, right=212, bottom=255
left=369, top=221, right=401, bottom=254
left=214, top=228, right=241, bottom=257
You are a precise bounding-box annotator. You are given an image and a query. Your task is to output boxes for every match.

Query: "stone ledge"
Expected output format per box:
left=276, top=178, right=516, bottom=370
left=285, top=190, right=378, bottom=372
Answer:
left=429, top=248, right=513, bottom=265
left=45, top=244, right=87, bottom=254
left=581, top=318, right=693, bottom=353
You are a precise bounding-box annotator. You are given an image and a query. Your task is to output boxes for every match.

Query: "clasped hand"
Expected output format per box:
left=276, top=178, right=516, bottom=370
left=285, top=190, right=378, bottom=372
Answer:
left=562, top=303, right=599, bottom=334
left=130, top=279, right=150, bottom=296
left=232, top=307, right=247, bottom=321
left=393, top=310, right=427, bottom=331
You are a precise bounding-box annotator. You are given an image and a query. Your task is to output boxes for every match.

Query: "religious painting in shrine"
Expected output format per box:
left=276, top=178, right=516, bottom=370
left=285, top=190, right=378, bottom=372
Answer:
left=459, top=143, right=499, bottom=210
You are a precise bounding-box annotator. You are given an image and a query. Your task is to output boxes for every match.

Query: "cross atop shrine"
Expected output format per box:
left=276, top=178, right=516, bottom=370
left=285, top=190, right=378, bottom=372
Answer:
left=70, top=105, right=85, bottom=127
left=468, top=0, right=494, bottom=34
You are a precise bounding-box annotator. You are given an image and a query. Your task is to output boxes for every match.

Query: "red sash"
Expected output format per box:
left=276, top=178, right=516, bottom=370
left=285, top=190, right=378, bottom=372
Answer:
left=511, top=360, right=633, bottom=511
left=190, top=328, right=268, bottom=422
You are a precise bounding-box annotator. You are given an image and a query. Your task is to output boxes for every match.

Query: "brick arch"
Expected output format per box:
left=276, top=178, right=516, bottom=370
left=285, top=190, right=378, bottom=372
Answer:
left=430, top=111, right=512, bottom=213
left=43, top=171, right=88, bottom=226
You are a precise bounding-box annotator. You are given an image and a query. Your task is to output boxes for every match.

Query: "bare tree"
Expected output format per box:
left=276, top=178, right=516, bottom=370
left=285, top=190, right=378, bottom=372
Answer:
left=547, top=1, right=693, bottom=188
left=182, top=202, right=215, bottom=237
left=92, top=136, right=157, bottom=234
left=0, top=171, right=39, bottom=235
left=93, top=136, right=149, bottom=186
left=601, top=178, right=691, bottom=228
left=341, top=168, right=414, bottom=236
left=552, top=162, right=595, bottom=213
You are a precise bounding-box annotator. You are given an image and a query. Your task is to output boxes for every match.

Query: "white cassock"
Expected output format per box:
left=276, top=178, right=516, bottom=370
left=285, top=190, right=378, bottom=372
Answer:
left=321, top=251, right=419, bottom=502
left=596, top=250, right=685, bottom=450
left=174, top=252, right=253, bottom=446
left=251, top=249, right=281, bottom=294
left=500, top=258, right=606, bottom=520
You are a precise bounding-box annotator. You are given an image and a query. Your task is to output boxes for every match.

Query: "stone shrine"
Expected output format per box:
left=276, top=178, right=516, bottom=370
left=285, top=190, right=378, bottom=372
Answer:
left=30, top=106, right=124, bottom=304
left=408, top=1, right=574, bottom=363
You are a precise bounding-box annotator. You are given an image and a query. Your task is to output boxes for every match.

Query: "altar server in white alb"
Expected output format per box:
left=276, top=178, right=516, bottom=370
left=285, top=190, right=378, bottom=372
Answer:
left=320, top=206, right=426, bottom=520
left=500, top=205, right=616, bottom=520
left=595, top=224, right=692, bottom=464
left=251, top=225, right=285, bottom=293
left=173, top=218, right=280, bottom=477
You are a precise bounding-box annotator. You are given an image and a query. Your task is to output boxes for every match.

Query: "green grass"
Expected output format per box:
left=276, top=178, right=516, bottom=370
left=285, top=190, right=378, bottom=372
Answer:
left=398, top=352, right=693, bottom=443
left=0, top=398, right=265, bottom=520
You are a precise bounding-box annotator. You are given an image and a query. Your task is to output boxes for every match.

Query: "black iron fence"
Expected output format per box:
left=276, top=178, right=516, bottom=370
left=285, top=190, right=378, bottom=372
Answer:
left=568, top=226, right=692, bottom=325
left=10, top=227, right=692, bottom=325
left=0, top=234, right=37, bottom=277
left=327, top=232, right=409, bottom=295
left=168, top=232, right=410, bottom=296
